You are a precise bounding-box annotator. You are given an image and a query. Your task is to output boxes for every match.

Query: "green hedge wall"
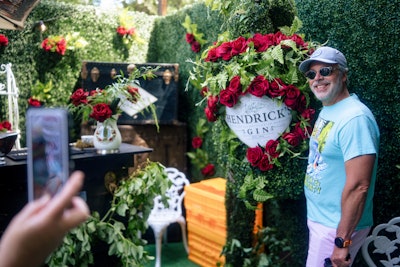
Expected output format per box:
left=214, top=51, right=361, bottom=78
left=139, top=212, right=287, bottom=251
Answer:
left=1, top=0, right=399, bottom=265
left=0, top=0, right=154, bottom=143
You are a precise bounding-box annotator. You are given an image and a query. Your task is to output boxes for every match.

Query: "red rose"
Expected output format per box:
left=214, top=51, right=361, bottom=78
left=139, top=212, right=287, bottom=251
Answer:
left=191, top=41, right=201, bottom=53
left=282, top=131, right=302, bottom=147
left=126, top=27, right=135, bottom=36
left=219, top=88, right=239, bottom=107
left=200, top=87, right=209, bottom=97
left=56, top=38, right=67, bottom=55
left=28, top=97, right=42, bottom=107
left=230, top=36, right=248, bottom=56
left=258, top=155, right=274, bottom=171
left=273, top=31, right=289, bottom=45
left=1, top=121, right=12, bottom=131
left=247, top=75, right=269, bottom=97
left=295, top=94, right=307, bottom=113
left=41, top=39, right=51, bottom=51
left=201, top=163, right=215, bottom=177
left=301, top=108, right=315, bottom=121
left=126, top=85, right=140, bottom=101
left=265, top=139, right=280, bottom=158
left=0, top=34, right=9, bottom=47
left=290, top=34, right=307, bottom=48
left=207, top=95, right=219, bottom=112
left=185, top=33, right=195, bottom=44
left=117, top=26, right=127, bottom=36
left=249, top=33, right=274, bottom=52
left=246, top=146, right=264, bottom=167
left=204, top=106, right=217, bottom=122
left=205, top=47, right=218, bottom=62
left=268, top=78, right=286, bottom=98
left=192, top=136, right=203, bottom=149
left=283, top=84, right=301, bottom=109
left=90, top=103, right=113, bottom=122
left=215, top=42, right=233, bottom=61
left=294, top=122, right=312, bottom=140
left=227, top=76, right=242, bottom=95
left=70, top=88, right=89, bottom=106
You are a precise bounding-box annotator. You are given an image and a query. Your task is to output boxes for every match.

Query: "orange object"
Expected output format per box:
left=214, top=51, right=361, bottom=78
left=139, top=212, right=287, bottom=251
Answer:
left=184, top=178, right=263, bottom=267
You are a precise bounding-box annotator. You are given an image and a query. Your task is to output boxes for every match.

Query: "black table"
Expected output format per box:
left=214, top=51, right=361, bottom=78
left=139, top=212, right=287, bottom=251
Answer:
left=0, top=143, right=152, bottom=235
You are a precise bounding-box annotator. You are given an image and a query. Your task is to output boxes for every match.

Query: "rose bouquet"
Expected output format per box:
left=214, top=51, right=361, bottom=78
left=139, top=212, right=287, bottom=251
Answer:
left=41, top=32, right=87, bottom=56
left=116, top=9, right=144, bottom=48
left=0, top=120, right=16, bottom=159
left=188, top=18, right=318, bottom=171
left=41, top=35, right=67, bottom=55
left=68, top=67, right=158, bottom=127
left=0, top=120, right=12, bottom=133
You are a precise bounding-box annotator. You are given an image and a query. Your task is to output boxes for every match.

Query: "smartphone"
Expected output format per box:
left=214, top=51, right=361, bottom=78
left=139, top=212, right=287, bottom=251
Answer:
left=27, top=108, right=70, bottom=201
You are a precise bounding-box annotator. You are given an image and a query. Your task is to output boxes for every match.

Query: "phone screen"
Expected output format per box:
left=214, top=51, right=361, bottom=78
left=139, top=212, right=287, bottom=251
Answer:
left=27, top=108, right=70, bottom=201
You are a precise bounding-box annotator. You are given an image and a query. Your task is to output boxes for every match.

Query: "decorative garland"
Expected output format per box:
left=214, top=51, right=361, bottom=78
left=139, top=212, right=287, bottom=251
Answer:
left=116, top=9, right=144, bottom=48
left=189, top=17, right=318, bottom=171
left=41, top=32, right=87, bottom=56
left=181, top=15, right=207, bottom=53
left=187, top=118, right=216, bottom=177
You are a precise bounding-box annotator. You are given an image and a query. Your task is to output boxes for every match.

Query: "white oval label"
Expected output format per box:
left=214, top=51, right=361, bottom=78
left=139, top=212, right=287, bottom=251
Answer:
left=225, top=94, right=292, bottom=147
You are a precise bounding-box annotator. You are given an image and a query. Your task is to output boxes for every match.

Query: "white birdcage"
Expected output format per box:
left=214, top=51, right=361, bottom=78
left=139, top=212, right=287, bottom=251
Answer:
left=0, top=63, right=21, bottom=149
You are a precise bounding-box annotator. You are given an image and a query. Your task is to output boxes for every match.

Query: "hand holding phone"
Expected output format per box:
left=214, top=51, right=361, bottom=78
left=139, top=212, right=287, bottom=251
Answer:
left=26, top=108, right=70, bottom=201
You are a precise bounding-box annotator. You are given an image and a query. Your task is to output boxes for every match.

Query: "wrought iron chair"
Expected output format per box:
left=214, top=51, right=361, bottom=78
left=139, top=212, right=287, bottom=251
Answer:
left=361, top=216, right=400, bottom=267
left=147, top=167, right=190, bottom=267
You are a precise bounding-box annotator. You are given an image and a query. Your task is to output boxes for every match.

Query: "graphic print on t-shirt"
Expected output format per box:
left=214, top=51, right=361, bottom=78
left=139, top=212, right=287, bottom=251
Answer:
left=304, top=118, right=334, bottom=194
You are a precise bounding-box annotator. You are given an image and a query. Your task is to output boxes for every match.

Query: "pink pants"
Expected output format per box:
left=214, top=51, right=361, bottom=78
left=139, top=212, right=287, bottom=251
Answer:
left=306, top=219, right=370, bottom=267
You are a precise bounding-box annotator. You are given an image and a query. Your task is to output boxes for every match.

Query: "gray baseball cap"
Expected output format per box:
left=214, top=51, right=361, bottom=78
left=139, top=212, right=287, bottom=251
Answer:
left=299, top=47, right=348, bottom=73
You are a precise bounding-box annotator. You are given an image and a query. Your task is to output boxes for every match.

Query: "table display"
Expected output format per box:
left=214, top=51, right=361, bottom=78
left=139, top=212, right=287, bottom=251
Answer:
left=0, top=143, right=152, bottom=235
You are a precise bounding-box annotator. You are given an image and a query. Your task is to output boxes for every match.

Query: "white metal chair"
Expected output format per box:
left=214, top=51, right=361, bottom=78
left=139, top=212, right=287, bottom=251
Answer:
left=147, top=167, right=190, bottom=267
left=361, top=216, right=400, bottom=267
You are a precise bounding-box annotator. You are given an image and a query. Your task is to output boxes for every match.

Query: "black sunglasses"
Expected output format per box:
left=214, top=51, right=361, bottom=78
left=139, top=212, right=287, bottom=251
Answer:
left=305, top=66, right=338, bottom=80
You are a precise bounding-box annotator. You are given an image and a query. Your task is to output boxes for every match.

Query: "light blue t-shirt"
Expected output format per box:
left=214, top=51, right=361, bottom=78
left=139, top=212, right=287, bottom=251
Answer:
left=304, top=94, right=380, bottom=229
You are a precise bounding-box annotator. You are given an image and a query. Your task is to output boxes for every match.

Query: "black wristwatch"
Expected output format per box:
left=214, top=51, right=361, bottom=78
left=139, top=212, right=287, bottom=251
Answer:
left=334, top=237, right=352, bottom=248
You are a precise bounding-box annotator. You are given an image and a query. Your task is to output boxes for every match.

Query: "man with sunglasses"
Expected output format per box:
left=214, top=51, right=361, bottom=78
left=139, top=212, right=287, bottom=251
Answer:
left=299, top=47, right=380, bottom=267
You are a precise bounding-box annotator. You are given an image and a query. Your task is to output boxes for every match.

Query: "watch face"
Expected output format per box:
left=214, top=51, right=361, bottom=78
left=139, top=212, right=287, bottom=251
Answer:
left=335, top=237, right=344, bottom=248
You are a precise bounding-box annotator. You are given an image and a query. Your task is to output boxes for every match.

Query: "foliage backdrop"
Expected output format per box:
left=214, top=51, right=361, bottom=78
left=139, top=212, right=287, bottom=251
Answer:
left=1, top=0, right=399, bottom=266
left=0, top=0, right=155, bottom=143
